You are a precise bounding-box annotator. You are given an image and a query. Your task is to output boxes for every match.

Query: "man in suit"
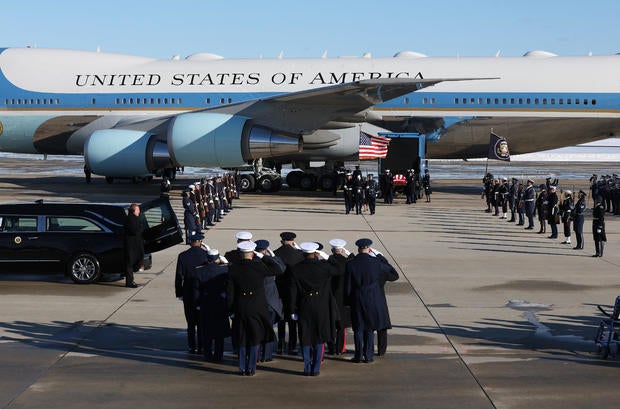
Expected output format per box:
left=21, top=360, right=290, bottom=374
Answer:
left=124, top=203, right=144, bottom=288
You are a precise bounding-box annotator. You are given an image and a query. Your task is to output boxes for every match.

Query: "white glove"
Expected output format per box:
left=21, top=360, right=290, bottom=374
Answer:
left=253, top=251, right=264, bottom=259
left=291, top=314, right=298, bottom=321
left=293, top=242, right=301, bottom=250
left=317, top=250, right=329, bottom=260
left=177, top=297, right=183, bottom=301
left=343, top=248, right=351, bottom=257
left=219, top=255, right=229, bottom=264
left=267, top=248, right=275, bottom=257
left=370, top=247, right=383, bottom=257
left=201, top=243, right=211, bottom=251
left=196, top=306, right=201, bottom=311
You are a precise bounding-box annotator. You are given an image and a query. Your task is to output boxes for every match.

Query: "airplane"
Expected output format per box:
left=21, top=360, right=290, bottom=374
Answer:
left=0, top=47, right=619, bottom=191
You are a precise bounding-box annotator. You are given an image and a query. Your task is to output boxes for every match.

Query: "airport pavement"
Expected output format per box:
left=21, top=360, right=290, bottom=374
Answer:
left=1, top=170, right=620, bottom=409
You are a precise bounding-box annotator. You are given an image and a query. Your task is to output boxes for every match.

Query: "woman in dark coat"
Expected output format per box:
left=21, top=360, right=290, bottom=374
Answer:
left=123, top=203, right=144, bottom=288
left=592, top=201, right=607, bottom=257
left=194, top=250, right=230, bottom=362
left=289, top=242, right=341, bottom=376
left=227, top=242, right=278, bottom=376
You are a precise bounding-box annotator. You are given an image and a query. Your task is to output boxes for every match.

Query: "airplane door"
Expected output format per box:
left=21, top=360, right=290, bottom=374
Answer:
left=140, top=196, right=183, bottom=253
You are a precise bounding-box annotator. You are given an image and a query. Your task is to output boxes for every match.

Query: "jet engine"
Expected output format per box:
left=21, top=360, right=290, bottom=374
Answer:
left=85, top=113, right=301, bottom=177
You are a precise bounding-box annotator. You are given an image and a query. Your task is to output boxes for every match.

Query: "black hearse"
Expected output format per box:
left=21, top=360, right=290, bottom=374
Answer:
left=0, top=196, right=182, bottom=283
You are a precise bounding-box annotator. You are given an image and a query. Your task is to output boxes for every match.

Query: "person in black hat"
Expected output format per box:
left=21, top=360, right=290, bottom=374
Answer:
left=254, top=239, right=284, bottom=362
left=345, top=238, right=399, bottom=363
left=273, top=231, right=304, bottom=354
left=592, top=201, right=607, bottom=257
left=523, top=179, right=536, bottom=229
left=194, top=248, right=230, bottom=362
left=572, top=190, right=587, bottom=250
left=175, top=232, right=209, bottom=354
left=508, top=177, right=519, bottom=222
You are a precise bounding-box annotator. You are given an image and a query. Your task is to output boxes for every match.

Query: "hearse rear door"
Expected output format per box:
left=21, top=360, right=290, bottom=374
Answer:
left=140, top=196, right=183, bottom=253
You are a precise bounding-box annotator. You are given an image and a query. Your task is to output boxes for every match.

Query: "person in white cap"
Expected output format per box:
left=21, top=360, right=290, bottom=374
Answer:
left=182, top=188, right=201, bottom=244
left=326, top=239, right=353, bottom=355
left=223, top=231, right=253, bottom=265
left=560, top=190, right=574, bottom=244
left=194, top=248, right=230, bottom=362
left=227, top=241, right=281, bottom=376
left=289, top=242, right=340, bottom=376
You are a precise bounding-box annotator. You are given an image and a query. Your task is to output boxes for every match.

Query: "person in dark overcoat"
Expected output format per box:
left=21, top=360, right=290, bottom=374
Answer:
left=194, top=248, right=230, bottom=362
left=592, top=201, right=607, bottom=257
left=345, top=238, right=399, bottom=363
left=124, top=203, right=144, bottom=288
left=254, top=239, right=285, bottom=362
left=227, top=241, right=279, bottom=376
left=175, top=233, right=209, bottom=353
left=273, top=231, right=305, bottom=354
left=289, top=242, right=341, bottom=376
left=547, top=185, right=559, bottom=239
left=326, top=239, right=353, bottom=355
left=572, top=190, right=586, bottom=250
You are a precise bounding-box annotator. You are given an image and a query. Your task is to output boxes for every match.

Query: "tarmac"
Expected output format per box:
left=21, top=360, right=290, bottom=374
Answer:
left=1, top=162, right=620, bottom=409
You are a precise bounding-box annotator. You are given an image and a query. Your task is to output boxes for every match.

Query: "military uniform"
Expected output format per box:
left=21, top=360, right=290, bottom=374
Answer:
left=573, top=191, right=586, bottom=250
left=592, top=202, right=607, bottom=257
left=547, top=187, right=559, bottom=239
left=523, top=179, right=536, bottom=229
left=290, top=243, right=341, bottom=375
left=365, top=176, right=378, bottom=215
left=345, top=240, right=399, bottom=363
left=175, top=242, right=209, bottom=353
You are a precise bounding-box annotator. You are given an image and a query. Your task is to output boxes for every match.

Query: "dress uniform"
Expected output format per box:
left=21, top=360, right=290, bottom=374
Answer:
left=194, top=249, right=230, bottom=362
left=227, top=241, right=280, bottom=376
left=273, top=232, right=305, bottom=354
left=523, top=179, right=536, bottom=229
left=560, top=190, right=574, bottom=244
left=290, top=242, right=341, bottom=376
left=592, top=201, right=607, bottom=257
left=223, top=231, right=253, bottom=266
left=182, top=188, right=200, bottom=244
left=175, top=233, right=209, bottom=353
left=327, top=239, right=353, bottom=355
left=547, top=186, right=559, bottom=239
left=365, top=175, right=378, bottom=215
left=343, top=173, right=354, bottom=214
left=573, top=190, right=586, bottom=250
left=535, top=184, right=547, bottom=233
left=422, top=169, right=432, bottom=203
left=345, top=239, right=399, bottom=363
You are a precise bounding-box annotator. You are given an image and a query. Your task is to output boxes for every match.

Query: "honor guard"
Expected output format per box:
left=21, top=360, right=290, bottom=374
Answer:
left=572, top=190, right=586, bottom=250
left=523, top=179, right=536, bottom=229
left=508, top=177, right=519, bottom=222
left=365, top=174, right=378, bottom=215
left=547, top=185, right=559, bottom=239
left=422, top=169, right=432, bottom=202
left=223, top=231, right=253, bottom=265
left=343, top=173, right=354, bottom=214
left=592, top=201, right=607, bottom=257
left=560, top=190, right=574, bottom=244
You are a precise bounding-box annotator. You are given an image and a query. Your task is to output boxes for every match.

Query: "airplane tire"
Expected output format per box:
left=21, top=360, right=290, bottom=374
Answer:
left=299, top=174, right=317, bottom=191
left=285, top=171, right=304, bottom=188
left=238, top=174, right=256, bottom=192
left=318, top=175, right=335, bottom=191
left=258, top=175, right=275, bottom=192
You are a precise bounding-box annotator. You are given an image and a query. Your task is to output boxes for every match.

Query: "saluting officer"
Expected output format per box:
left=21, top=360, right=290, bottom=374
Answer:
left=326, top=239, right=353, bottom=355
left=175, top=233, right=209, bottom=354
left=345, top=238, right=399, bottom=363
left=289, top=242, right=341, bottom=376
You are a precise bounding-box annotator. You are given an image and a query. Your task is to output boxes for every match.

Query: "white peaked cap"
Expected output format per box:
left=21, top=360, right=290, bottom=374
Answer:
left=235, top=231, right=253, bottom=240
left=208, top=248, right=219, bottom=256
left=300, top=242, right=320, bottom=253
left=329, top=239, right=347, bottom=248
left=237, top=241, right=256, bottom=252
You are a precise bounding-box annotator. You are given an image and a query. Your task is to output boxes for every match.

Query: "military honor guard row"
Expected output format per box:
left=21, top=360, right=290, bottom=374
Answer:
left=175, top=231, right=398, bottom=376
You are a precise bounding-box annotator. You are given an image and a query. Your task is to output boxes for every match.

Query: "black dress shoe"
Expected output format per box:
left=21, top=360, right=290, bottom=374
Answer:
left=245, top=370, right=255, bottom=376
left=350, top=357, right=361, bottom=363
left=125, top=282, right=138, bottom=288
left=311, top=372, right=320, bottom=376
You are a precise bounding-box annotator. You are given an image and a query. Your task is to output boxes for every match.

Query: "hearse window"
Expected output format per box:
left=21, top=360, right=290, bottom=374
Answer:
left=46, top=217, right=102, bottom=232
left=0, top=216, right=37, bottom=232
left=142, top=206, right=171, bottom=229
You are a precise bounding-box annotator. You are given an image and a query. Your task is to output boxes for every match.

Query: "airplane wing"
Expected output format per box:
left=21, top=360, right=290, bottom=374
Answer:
left=204, top=77, right=492, bottom=134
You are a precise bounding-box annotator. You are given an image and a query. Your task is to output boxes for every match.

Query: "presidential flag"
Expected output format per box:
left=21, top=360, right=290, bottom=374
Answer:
left=487, top=132, right=510, bottom=161
left=359, top=132, right=391, bottom=160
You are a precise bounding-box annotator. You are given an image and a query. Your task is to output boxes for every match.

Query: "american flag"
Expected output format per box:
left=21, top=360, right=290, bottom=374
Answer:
left=358, top=131, right=391, bottom=160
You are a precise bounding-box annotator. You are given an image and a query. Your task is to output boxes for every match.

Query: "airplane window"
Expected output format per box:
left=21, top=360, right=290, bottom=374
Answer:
left=486, top=98, right=490, bottom=104
left=17, top=99, right=22, bottom=104
left=575, top=99, right=580, bottom=105
left=592, top=99, right=597, bottom=105
left=91, top=98, right=96, bottom=105
left=220, top=98, right=225, bottom=104
left=542, top=98, right=547, bottom=104
left=206, top=98, right=211, bottom=104
left=171, top=98, right=176, bottom=104
left=430, top=98, right=436, bottom=104
left=422, top=98, right=427, bottom=104
left=583, top=99, right=588, bottom=105
left=157, top=98, right=161, bottom=104
left=510, top=98, right=515, bottom=104
left=567, top=99, right=572, bottom=105
left=462, top=98, right=467, bottom=104
left=518, top=98, right=523, bottom=104
left=150, top=98, right=154, bottom=104
left=178, top=98, right=183, bottom=104
left=36, top=99, right=40, bottom=104
left=122, top=98, right=127, bottom=104
left=534, top=98, right=539, bottom=104
left=56, top=99, right=60, bottom=104
left=494, top=98, right=499, bottom=104
left=526, top=98, right=531, bottom=104
left=454, top=98, right=459, bottom=104
left=551, top=98, right=555, bottom=104
left=129, top=98, right=134, bottom=104
left=477, top=98, right=482, bottom=104
left=228, top=98, right=232, bottom=103
left=164, top=98, right=168, bottom=104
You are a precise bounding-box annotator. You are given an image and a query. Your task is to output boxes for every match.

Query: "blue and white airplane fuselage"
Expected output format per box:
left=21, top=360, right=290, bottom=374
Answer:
left=0, top=48, right=619, bottom=177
